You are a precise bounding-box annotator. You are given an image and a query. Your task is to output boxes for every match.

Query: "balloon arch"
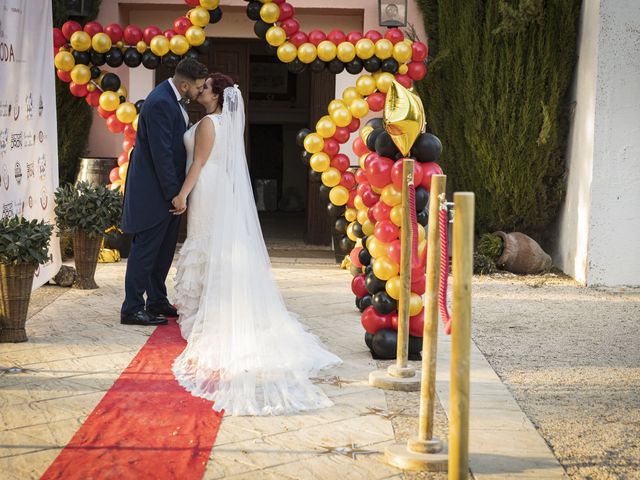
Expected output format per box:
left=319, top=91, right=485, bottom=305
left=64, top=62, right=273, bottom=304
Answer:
left=52, top=0, right=443, bottom=358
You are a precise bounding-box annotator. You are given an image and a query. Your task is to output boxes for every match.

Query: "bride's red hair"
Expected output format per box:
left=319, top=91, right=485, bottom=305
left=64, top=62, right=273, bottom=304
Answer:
left=208, top=73, right=235, bottom=108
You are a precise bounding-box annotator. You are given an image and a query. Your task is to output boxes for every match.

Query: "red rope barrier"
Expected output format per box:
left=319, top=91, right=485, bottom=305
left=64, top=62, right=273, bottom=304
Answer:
left=408, top=180, right=420, bottom=267
left=438, top=205, right=452, bottom=334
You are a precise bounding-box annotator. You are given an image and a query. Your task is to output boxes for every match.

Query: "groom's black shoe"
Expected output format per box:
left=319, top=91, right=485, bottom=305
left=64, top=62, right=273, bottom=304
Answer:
left=146, top=303, right=178, bottom=318
left=121, top=310, right=168, bottom=326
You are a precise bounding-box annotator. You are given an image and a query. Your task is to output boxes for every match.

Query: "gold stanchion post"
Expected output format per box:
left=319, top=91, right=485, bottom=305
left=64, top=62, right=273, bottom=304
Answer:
left=369, top=159, right=420, bottom=391
left=449, top=192, right=474, bottom=480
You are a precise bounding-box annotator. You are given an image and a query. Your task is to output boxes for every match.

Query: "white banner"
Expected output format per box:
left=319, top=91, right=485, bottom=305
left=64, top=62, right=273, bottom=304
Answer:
left=0, top=0, right=61, bottom=288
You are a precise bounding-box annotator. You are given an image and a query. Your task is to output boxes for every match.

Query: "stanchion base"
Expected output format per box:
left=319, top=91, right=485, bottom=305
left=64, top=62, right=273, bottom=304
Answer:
left=385, top=443, right=448, bottom=472
left=407, top=436, right=444, bottom=454
left=368, top=369, right=421, bottom=391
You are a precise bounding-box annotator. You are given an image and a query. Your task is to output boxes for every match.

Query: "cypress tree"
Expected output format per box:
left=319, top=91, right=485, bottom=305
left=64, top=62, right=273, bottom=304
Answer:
left=416, top=0, right=581, bottom=237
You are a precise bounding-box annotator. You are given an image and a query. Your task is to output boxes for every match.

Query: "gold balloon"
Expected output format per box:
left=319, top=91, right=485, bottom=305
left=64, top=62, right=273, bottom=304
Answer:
left=116, top=85, right=128, bottom=99
left=260, top=3, right=280, bottom=23
left=136, top=41, right=147, bottom=54
left=356, top=208, right=369, bottom=225
left=189, top=7, right=210, bottom=27
left=417, top=223, right=425, bottom=242
left=360, top=125, right=374, bottom=144
left=375, top=39, right=394, bottom=60
left=200, top=0, right=220, bottom=8
left=356, top=74, right=377, bottom=96
left=86, top=83, right=96, bottom=92
left=345, top=208, right=357, bottom=222
left=353, top=195, right=366, bottom=211
left=99, top=91, right=120, bottom=112
left=170, top=35, right=190, bottom=55
left=329, top=186, right=349, bottom=206
left=383, top=80, right=426, bottom=156
left=355, top=38, right=375, bottom=60
left=361, top=219, right=374, bottom=236
left=316, top=115, right=336, bottom=138
left=371, top=184, right=383, bottom=194
left=70, top=64, right=91, bottom=84
left=376, top=72, right=395, bottom=94
left=368, top=237, right=391, bottom=258
left=316, top=40, right=337, bottom=62
left=116, top=102, right=137, bottom=124
left=331, top=107, right=352, bottom=128
left=185, top=26, right=206, bottom=46
left=266, top=26, right=286, bottom=47
left=336, top=42, right=356, bottom=63
left=359, top=152, right=368, bottom=169
left=418, top=239, right=427, bottom=260
left=390, top=204, right=403, bottom=226
left=132, top=114, right=139, bottom=131
left=70, top=31, right=91, bottom=52
left=321, top=167, right=341, bottom=188
left=398, top=64, right=409, bottom=75
left=393, top=41, right=413, bottom=64
left=349, top=98, right=370, bottom=119
left=346, top=222, right=358, bottom=242
left=310, top=152, right=330, bottom=173
left=373, top=255, right=400, bottom=281
left=150, top=35, right=170, bottom=56
left=385, top=275, right=401, bottom=300
left=328, top=99, right=347, bottom=115
left=53, top=52, right=76, bottom=72
left=303, top=132, right=324, bottom=153
left=381, top=184, right=402, bottom=207
left=297, top=43, right=317, bottom=64
left=342, top=86, right=362, bottom=106
left=91, top=32, right=112, bottom=54
left=277, top=42, right=298, bottom=63
left=409, top=292, right=424, bottom=316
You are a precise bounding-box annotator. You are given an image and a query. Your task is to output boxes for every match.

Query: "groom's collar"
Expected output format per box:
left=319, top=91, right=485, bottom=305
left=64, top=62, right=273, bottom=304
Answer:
left=168, top=78, right=184, bottom=103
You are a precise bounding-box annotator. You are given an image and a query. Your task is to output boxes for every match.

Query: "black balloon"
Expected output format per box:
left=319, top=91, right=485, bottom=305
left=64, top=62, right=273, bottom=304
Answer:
left=352, top=221, right=364, bottom=238
left=409, top=335, right=423, bottom=355
left=193, top=38, right=213, bottom=55
left=415, top=187, right=429, bottom=211
left=124, top=48, right=142, bottom=68
left=134, top=100, right=145, bottom=113
left=381, top=58, right=399, bottom=74
left=327, top=203, right=345, bottom=217
left=364, top=56, right=382, bottom=73
left=345, top=58, right=364, bottom=74
left=310, top=59, right=326, bottom=73
left=417, top=208, right=428, bottom=226
left=372, top=291, right=397, bottom=315
left=300, top=149, right=311, bottom=166
left=334, top=217, right=349, bottom=234
left=254, top=20, right=272, bottom=39
left=105, top=47, right=124, bottom=67
left=366, top=118, right=384, bottom=129
left=142, top=51, right=160, bottom=69
left=287, top=58, right=307, bottom=74
left=359, top=295, right=373, bottom=313
left=361, top=235, right=368, bottom=249
left=365, top=127, right=384, bottom=151
left=209, top=7, right=223, bottom=23
left=183, top=50, right=200, bottom=61
left=338, top=235, right=356, bottom=253
left=101, top=73, right=121, bottom=92
left=327, top=59, right=345, bottom=74
left=364, top=331, right=374, bottom=350
left=374, top=130, right=400, bottom=158
left=90, top=51, right=106, bottom=66
left=358, top=247, right=372, bottom=266
left=308, top=169, right=322, bottom=182
left=89, top=66, right=101, bottom=79
left=365, top=272, right=386, bottom=295
left=296, top=128, right=311, bottom=147
left=372, top=329, right=397, bottom=359
left=246, top=1, right=262, bottom=21
left=162, top=52, right=181, bottom=68
left=119, top=95, right=126, bottom=103
left=72, top=50, right=90, bottom=65
left=319, top=184, right=331, bottom=202
left=265, top=44, right=278, bottom=56
left=364, top=264, right=373, bottom=276
left=411, top=133, right=443, bottom=163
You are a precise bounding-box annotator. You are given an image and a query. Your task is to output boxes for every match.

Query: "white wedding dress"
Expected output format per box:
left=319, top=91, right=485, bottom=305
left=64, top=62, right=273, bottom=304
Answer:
left=172, top=86, right=341, bottom=416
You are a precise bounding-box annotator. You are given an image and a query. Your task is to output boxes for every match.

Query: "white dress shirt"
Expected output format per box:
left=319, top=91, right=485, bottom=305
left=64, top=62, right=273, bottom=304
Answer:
left=168, top=78, right=190, bottom=127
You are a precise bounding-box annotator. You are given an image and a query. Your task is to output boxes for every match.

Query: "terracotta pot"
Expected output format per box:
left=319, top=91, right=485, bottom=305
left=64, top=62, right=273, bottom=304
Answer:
left=72, top=231, right=102, bottom=289
left=493, top=231, right=552, bottom=274
left=0, top=262, right=36, bottom=342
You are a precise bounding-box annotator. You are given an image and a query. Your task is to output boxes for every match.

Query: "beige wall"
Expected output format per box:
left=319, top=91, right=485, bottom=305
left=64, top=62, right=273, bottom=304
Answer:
left=86, top=0, right=427, bottom=158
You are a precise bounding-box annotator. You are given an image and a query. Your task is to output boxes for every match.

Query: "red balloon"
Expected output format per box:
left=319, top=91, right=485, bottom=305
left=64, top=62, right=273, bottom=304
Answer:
left=411, top=275, right=426, bottom=295
left=347, top=189, right=357, bottom=208
left=61, top=21, right=82, bottom=40
left=351, top=273, right=368, bottom=297
left=83, top=21, right=103, bottom=37
left=375, top=220, right=399, bottom=243
left=53, top=28, right=66, bottom=49
left=323, top=138, right=339, bottom=157
left=123, top=25, right=143, bottom=45
left=327, top=29, right=346, bottom=45
left=347, top=117, right=360, bottom=133
left=361, top=306, right=393, bottom=334
left=272, top=0, right=285, bottom=4
left=368, top=208, right=377, bottom=223
left=185, top=0, right=200, bottom=6
left=278, top=3, right=295, bottom=21
left=124, top=124, right=137, bottom=139
left=333, top=127, right=350, bottom=144
left=281, top=18, right=300, bottom=37
left=363, top=152, right=380, bottom=171
left=308, top=30, right=327, bottom=46
left=107, top=114, right=125, bottom=134
left=97, top=106, right=112, bottom=119
left=117, top=153, right=128, bottom=167
left=395, top=74, right=412, bottom=88
left=57, top=69, right=72, bottom=83
left=352, top=136, right=369, bottom=156
left=419, top=162, right=444, bottom=191
left=390, top=312, right=399, bottom=330
left=355, top=168, right=368, bottom=185
left=391, top=159, right=422, bottom=189
left=409, top=310, right=425, bottom=337
left=364, top=29, right=383, bottom=42
left=69, top=82, right=88, bottom=97
left=367, top=92, right=386, bottom=112
left=173, top=17, right=192, bottom=36
left=85, top=91, right=101, bottom=107
left=412, top=41, right=428, bottom=62
left=413, top=163, right=424, bottom=187
left=109, top=167, right=121, bottom=183
left=357, top=183, right=370, bottom=197
left=289, top=31, right=308, bottom=48
left=387, top=239, right=401, bottom=264
left=361, top=189, right=380, bottom=208
left=384, top=28, right=404, bottom=44
left=371, top=200, right=391, bottom=222
left=407, top=61, right=427, bottom=81
left=143, top=26, right=162, bottom=45
left=411, top=262, right=426, bottom=283
left=340, top=171, right=356, bottom=190
left=104, top=23, right=124, bottom=43
left=330, top=153, right=350, bottom=172
left=164, top=29, right=177, bottom=40
left=347, top=31, right=364, bottom=44
left=122, top=138, right=135, bottom=152
left=350, top=248, right=363, bottom=269
left=366, top=156, right=394, bottom=188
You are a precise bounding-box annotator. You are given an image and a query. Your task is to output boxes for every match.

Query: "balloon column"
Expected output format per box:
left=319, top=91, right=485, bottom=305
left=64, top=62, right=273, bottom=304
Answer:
left=52, top=0, right=223, bottom=192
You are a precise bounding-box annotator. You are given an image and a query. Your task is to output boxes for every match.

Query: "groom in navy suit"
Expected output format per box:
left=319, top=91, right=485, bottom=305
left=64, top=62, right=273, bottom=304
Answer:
left=121, top=59, right=208, bottom=326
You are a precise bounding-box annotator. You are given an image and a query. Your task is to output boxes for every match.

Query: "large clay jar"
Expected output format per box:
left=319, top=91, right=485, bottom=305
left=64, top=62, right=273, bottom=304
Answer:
left=493, top=231, right=552, bottom=274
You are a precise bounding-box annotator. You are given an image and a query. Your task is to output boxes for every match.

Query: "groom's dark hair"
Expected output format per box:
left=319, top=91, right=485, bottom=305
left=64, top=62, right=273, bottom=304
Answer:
left=175, top=58, right=208, bottom=81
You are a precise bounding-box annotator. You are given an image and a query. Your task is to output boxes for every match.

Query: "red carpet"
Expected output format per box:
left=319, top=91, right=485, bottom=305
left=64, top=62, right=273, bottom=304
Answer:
left=41, top=319, right=223, bottom=480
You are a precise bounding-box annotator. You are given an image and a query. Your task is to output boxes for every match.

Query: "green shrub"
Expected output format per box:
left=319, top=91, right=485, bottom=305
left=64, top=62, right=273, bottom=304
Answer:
left=0, top=216, right=53, bottom=265
left=477, top=233, right=503, bottom=263
left=415, top=0, right=581, bottom=237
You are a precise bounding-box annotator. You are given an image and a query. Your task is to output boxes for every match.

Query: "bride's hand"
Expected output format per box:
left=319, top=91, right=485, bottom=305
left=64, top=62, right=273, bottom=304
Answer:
left=170, top=195, right=187, bottom=215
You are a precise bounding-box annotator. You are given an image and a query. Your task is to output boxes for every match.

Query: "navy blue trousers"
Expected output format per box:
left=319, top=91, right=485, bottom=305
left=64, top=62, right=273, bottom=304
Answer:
left=121, top=214, right=182, bottom=315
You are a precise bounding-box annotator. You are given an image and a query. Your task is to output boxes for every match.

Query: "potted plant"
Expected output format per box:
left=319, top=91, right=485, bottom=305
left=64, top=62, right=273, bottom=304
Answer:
left=54, top=181, right=122, bottom=289
left=477, top=232, right=552, bottom=274
left=0, top=216, right=53, bottom=342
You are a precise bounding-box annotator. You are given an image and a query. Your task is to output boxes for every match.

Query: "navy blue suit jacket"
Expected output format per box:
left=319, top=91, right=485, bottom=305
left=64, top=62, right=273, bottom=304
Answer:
left=122, top=80, right=187, bottom=233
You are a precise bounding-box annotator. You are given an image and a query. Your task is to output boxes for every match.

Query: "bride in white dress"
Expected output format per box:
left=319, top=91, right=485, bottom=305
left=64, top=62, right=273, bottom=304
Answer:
left=170, top=73, right=341, bottom=416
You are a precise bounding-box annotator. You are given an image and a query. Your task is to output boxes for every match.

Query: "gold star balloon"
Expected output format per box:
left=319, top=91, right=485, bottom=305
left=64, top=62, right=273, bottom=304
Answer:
left=383, top=80, right=426, bottom=156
